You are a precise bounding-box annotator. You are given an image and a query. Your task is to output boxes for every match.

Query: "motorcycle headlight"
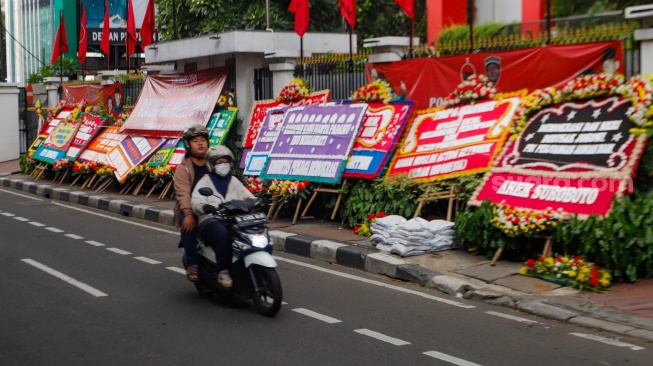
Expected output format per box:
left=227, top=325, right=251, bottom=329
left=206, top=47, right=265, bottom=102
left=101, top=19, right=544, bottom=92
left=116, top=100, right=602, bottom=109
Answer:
left=248, top=234, right=269, bottom=248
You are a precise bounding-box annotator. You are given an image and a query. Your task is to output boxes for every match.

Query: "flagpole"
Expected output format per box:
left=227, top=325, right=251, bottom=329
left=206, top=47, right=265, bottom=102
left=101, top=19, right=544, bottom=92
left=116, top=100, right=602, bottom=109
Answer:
left=348, top=24, right=353, bottom=93
left=59, top=10, right=63, bottom=91
left=127, top=0, right=130, bottom=73
left=300, top=37, right=304, bottom=77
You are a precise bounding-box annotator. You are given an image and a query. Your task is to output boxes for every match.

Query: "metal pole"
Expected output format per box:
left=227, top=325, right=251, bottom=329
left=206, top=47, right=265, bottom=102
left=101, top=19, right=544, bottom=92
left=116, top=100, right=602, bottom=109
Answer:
left=265, top=0, right=270, bottom=30
left=173, top=0, right=178, bottom=40
left=468, top=0, right=474, bottom=53
left=1, top=0, right=6, bottom=81
left=59, top=11, right=63, bottom=86
left=546, top=0, right=552, bottom=45
left=127, top=0, right=130, bottom=72
left=348, top=24, right=353, bottom=93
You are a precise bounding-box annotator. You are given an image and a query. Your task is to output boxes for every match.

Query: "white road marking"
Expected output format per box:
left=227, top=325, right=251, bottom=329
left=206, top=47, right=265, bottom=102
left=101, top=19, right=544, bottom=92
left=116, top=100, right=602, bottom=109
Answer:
left=14, top=217, right=30, bottom=221
left=423, top=351, right=483, bottom=365
left=29, top=222, right=45, bottom=227
left=292, top=308, right=342, bottom=324
left=354, top=329, right=410, bottom=346
left=0, top=188, right=42, bottom=201
left=21, top=258, right=108, bottom=297
left=51, top=201, right=178, bottom=234
left=486, top=311, right=538, bottom=324
left=106, top=248, right=132, bottom=255
left=45, top=227, right=64, bottom=233
left=65, top=234, right=84, bottom=240
left=135, top=256, right=161, bottom=264
left=276, top=256, right=475, bottom=309
left=570, top=333, right=645, bottom=351
left=166, top=267, right=186, bottom=275
left=1, top=212, right=15, bottom=217
left=85, top=240, right=105, bottom=247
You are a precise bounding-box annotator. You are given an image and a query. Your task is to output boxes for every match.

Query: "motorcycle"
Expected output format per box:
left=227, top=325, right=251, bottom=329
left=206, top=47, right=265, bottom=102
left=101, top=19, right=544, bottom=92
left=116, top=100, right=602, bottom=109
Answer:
left=183, top=187, right=282, bottom=317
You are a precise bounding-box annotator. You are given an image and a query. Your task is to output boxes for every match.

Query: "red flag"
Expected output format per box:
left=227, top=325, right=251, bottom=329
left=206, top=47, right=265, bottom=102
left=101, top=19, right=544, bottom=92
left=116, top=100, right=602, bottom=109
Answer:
left=126, top=0, right=137, bottom=60
left=50, top=12, right=68, bottom=64
left=394, top=0, right=414, bottom=20
left=78, top=4, right=87, bottom=64
left=339, top=0, right=356, bottom=29
left=100, top=0, right=110, bottom=59
left=140, top=0, right=156, bottom=49
left=289, top=0, right=309, bottom=37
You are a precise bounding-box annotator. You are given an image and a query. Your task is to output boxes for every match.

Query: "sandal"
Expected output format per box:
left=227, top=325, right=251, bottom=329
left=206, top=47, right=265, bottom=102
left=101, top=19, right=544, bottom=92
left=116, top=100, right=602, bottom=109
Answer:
left=186, top=265, right=199, bottom=282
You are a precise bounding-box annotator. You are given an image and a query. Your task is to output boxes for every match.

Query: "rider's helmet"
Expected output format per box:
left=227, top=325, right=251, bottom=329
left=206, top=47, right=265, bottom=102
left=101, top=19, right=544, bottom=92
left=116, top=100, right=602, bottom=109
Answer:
left=182, top=124, right=209, bottom=151
left=205, top=145, right=234, bottom=172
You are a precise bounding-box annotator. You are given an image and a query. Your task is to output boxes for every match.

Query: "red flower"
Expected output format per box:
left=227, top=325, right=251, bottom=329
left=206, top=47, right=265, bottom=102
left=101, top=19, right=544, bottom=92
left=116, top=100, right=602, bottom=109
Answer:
left=353, top=226, right=360, bottom=234
left=368, top=213, right=376, bottom=220
left=297, top=182, right=305, bottom=191
left=589, top=277, right=599, bottom=287
left=303, top=180, right=310, bottom=186
left=526, top=259, right=536, bottom=268
left=376, top=211, right=386, bottom=218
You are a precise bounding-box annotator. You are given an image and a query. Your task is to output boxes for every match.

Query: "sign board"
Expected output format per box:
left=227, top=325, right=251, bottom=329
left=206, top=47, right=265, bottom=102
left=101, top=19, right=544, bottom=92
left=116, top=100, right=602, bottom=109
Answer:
left=107, top=136, right=166, bottom=183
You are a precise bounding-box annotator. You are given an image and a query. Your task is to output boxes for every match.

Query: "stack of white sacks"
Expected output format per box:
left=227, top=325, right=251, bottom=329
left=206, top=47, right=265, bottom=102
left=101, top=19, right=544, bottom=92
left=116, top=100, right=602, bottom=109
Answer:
left=369, top=215, right=455, bottom=257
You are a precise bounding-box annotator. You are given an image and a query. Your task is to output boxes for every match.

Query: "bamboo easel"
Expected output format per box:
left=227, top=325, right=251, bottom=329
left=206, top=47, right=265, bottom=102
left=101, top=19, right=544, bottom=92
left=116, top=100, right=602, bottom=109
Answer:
left=54, top=168, right=71, bottom=186
left=300, top=179, right=347, bottom=221
left=29, top=163, right=49, bottom=181
left=130, top=176, right=148, bottom=196
left=267, top=197, right=304, bottom=224
left=80, top=174, right=97, bottom=190
left=491, top=235, right=554, bottom=266
left=94, top=177, right=114, bottom=194
left=157, top=180, right=174, bottom=200
left=413, top=183, right=459, bottom=222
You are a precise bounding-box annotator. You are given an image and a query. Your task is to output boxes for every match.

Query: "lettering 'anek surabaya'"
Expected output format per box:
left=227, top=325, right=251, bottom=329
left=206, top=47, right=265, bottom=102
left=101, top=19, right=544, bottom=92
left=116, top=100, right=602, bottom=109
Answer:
left=496, top=180, right=599, bottom=205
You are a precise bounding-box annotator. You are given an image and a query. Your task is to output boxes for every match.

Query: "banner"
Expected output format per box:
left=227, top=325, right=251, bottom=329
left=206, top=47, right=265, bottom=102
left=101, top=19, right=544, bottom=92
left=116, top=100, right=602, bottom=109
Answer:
left=27, top=135, right=48, bottom=156
left=244, top=90, right=332, bottom=147
left=387, top=97, right=520, bottom=182
left=82, top=0, right=161, bottom=46
left=107, top=136, right=166, bottom=182
left=121, top=67, right=228, bottom=137
left=368, top=41, right=623, bottom=111
left=33, top=121, right=81, bottom=164
left=244, top=107, right=287, bottom=176
left=65, top=113, right=108, bottom=161
left=469, top=95, right=648, bottom=216
left=261, top=104, right=367, bottom=183
left=78, top=125, right=127, bottom=164
left=207, top=107, right=238, bottom=146
left=147, top=138, right=179, bottom=167
left=62, top=83, right=124, bottom=118
left=344, top=101, right=414, bottom=179
left=166, top=141, right=187, bottom=169
left=41, top=108, right=73, bottom=135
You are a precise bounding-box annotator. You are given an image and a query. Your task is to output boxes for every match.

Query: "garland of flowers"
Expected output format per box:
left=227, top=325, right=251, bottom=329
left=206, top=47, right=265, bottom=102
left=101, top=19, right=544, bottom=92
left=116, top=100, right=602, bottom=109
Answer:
left=490, top=202, right=567, bottom=237
left=245, top=176, right=266, bottom=195
left=509, top=87, right=559, bottom=140
left=149, top=165, right=176, bottom=189
left=266, top=178, right=311, bottom=206
left=277, top=78, right=310, bottom=102
left=443, top=74, right=496, bottom=107
left=53, top=158, right=71, bottom=173
left=350, top=78, right=397, bottom=104
left=72, top=161, right=97, bottom=177
left=218, top=92, right=235, bottom=109
left=127, top=164, right=149, bottom=183
left=519, top=255, right=612, bottom=292
left=354, top=211, right=386, bottom=237
left=94, top=162, right=115, bottom=182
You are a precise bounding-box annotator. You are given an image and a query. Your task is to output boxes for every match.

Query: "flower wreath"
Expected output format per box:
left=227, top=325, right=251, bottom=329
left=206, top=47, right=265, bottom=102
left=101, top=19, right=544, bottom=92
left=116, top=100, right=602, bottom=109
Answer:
left=218, top=92, right=235, bottom=108
left=490, top=202, right=567, bottom=237
left=519, top=255, right=611, bottom=292
left=277, top=78, right=311, bottom=102
left=443, top=74, right=496, bottom=107
left=350, top=78, right=397, bottom=104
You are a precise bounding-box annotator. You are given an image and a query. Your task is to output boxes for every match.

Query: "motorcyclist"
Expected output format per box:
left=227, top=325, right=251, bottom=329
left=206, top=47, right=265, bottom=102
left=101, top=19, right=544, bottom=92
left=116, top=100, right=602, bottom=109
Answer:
left=173, top=124, right=210, bottom=282
left=191, top=145, right=254, bottom=288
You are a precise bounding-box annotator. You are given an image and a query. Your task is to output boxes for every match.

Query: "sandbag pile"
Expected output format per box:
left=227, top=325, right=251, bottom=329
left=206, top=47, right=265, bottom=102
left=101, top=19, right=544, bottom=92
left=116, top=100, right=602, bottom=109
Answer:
left=369, top=215, right=455, bottom=257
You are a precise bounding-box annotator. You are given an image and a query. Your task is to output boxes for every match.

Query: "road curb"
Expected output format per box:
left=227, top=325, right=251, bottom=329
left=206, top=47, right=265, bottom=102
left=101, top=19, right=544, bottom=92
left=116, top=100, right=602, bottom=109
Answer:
left=3, top=175, right=653, bottom=342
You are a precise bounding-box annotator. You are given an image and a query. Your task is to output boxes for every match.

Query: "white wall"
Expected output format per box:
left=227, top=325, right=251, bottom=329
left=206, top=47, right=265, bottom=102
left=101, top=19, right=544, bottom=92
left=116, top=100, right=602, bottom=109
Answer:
left=476, top=0, right=522, bottom=25
left=0, top=84, right=21, bottom=161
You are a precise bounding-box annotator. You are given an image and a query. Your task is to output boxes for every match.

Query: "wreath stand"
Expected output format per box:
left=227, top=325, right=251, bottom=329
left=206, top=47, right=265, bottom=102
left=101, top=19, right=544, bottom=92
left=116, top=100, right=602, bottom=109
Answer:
left=157, top=180, right=175, bottom=200
left=490, top=235, right=554, bottom=266
left=267, top=197, right=304, bottom=225
left=53, top=167, right=71, bottom=186
left=94, top=177, right=115, bottom=194
left=300, top=179, right=348, bottom=222
left=146, top=179, right=174, bottom=199
left=80, top=174, right=97, bottom=190
left=29, top=163, right=49, bottom=181
left=413, top=183, right=459, bottom=222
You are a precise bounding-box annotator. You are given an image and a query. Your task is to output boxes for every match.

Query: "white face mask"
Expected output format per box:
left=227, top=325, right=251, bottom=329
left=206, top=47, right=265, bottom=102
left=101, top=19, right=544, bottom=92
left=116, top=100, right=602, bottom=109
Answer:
left=214, top=163, right=231, bottom=177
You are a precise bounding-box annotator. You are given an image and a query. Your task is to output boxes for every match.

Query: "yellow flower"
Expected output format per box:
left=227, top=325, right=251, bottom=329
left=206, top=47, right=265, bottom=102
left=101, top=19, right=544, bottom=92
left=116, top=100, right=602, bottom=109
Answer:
left=544, top=257, right=555, bottom=268
left=599, top=278, right=611, bottom=287
left=577, top=273, right=586, bottom=282
left=567, top=270, right=577, bottom=278
left=518, top=267, right=528, bottom=275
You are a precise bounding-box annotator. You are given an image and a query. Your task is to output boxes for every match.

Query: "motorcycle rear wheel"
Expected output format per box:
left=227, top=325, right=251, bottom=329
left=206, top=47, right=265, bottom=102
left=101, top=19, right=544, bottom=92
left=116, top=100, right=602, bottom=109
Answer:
left=251, top=266, right=282, bottom=317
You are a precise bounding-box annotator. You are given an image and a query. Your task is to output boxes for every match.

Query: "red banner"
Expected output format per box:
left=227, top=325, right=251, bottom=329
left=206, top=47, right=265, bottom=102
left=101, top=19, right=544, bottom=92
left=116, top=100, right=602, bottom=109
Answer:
left=120, top=67, right=228, bottom=137
left=368, top=41, right=623, bottom=111
left=244, top=90, right=332, bottom=147
left=387, top=97, right=520, bottom=182
left=62, top=83, right=124, bottom=118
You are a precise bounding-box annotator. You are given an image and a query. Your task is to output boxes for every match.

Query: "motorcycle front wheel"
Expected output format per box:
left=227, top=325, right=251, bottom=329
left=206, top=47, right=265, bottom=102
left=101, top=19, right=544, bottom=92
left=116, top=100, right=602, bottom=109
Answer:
left=250, top=265, right=283, bottom=317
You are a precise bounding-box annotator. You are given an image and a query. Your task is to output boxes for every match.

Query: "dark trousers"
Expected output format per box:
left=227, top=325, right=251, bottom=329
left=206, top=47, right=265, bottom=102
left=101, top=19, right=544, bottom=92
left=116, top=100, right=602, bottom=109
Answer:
left=179, top=212, right=198, bottom=267
left=200, top=219, right=231, bottom=272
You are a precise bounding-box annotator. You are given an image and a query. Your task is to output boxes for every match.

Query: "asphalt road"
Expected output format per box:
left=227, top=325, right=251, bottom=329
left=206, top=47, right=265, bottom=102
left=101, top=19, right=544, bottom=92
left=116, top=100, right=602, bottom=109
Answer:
left=1, top=187, right=651, bottom=366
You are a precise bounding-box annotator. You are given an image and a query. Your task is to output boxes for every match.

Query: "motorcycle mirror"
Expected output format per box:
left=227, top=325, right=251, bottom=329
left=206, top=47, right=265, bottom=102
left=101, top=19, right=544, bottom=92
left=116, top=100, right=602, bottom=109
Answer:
left=198, top=187, right=214, bottom=197
left=262, top=179, right=272, bottom=188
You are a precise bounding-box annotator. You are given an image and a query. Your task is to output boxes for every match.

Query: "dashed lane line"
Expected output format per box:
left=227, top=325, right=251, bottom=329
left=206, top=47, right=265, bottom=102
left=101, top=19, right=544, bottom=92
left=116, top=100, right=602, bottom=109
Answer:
left=135, top=256, right=162, bottom=264
left=14, top=217, right=30, bottom=221
left=65, top=234, right=84, bottom=240
left=276, top=256, right=475, bottom=309
left=292, top=308, right=342, bottom=324
left=106, top=248, right=132, bottom=255
left=21, top=258, right=108, bottom=298
left=166, top=267, right=186, bottom=275
left=486, top=311, right=539, bottom=324
left=570, top=333, right=645, bottom=351
left=45, top=227, right=64, bottom=233
left=423, top=351, right=483, bottom=366
left=85, top=240, right=105, bottom=247
left=1, top=212, right=15, bottom=217
left=354, top=329, right=410, bottom=346
left=29, top=222, right=45, bottom=227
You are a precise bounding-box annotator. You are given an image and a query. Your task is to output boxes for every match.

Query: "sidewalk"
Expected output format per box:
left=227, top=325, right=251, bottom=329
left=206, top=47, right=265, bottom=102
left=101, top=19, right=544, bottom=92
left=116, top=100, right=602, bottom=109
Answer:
left=1, top=158, right=652, bottom=342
